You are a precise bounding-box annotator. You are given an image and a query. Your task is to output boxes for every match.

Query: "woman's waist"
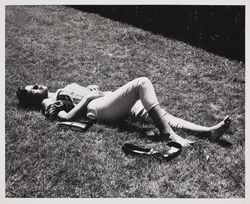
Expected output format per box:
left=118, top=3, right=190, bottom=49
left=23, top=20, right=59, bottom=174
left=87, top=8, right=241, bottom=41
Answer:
left=86, top=96, right=104, bottom=110
left=86, top=92, right=113, bottom=120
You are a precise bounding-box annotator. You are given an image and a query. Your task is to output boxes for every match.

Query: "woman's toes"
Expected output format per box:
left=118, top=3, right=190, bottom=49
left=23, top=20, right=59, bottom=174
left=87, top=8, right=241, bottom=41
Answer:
left=224, top=115, right=231, bottom=125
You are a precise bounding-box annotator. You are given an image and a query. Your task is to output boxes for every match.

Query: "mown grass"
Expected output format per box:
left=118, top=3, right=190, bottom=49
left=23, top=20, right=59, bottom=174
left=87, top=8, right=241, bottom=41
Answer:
left=5, top=5, right=245, bottom=198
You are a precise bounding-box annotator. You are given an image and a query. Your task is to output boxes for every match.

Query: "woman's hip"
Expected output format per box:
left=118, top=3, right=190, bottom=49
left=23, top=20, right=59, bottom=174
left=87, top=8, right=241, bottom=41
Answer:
left=86, top=95, right=135, bottom=121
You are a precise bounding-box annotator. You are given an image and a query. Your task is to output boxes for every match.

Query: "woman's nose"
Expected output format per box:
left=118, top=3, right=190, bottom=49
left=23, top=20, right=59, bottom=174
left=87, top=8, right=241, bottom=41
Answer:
left=33, top=84, right=39, bottom=89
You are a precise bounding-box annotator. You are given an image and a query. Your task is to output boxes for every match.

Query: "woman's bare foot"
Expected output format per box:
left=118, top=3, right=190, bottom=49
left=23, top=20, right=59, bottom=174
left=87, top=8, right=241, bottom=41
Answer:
left=210, top=115, right=231, bottom=141
left=146, top=129, right=194, bottom=147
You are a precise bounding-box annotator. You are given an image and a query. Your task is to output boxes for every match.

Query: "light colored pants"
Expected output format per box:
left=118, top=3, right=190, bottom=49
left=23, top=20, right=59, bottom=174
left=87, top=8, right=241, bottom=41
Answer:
left=130, top=100, right=186, bottom=129
left=86, top=77, right=159, bottom=121
left=86, top=77, right=187, bottom=129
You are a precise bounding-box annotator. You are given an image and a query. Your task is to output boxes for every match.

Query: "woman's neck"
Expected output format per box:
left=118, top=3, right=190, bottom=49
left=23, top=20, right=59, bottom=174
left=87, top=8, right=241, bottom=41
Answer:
left=48, top=92, right=57, bottom=100
left=40, top=92, right=57, bottom=110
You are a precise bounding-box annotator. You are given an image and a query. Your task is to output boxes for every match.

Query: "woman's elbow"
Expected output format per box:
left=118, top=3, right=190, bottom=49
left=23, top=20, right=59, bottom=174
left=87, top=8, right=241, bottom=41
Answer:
left=58, top=111, right=71, bottom=121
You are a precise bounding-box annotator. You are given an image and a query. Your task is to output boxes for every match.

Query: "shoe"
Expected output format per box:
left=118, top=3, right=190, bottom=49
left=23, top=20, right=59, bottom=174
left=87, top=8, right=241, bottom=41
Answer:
left=122, top=141, right=182, bottom=162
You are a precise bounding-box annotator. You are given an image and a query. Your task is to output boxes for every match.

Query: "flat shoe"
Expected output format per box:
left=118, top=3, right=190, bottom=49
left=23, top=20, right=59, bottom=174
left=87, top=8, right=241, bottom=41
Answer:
left=122, top=141, right=182, bottom=162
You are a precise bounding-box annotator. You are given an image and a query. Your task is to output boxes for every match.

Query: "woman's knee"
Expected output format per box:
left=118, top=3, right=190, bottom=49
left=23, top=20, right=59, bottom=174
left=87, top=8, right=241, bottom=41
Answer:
left=136, top=77, right=152, bottom=87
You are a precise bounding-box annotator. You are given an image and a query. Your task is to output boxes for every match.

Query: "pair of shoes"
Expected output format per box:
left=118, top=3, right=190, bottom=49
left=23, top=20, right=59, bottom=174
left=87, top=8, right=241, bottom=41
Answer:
left=122, top=141, right=182, bottom=161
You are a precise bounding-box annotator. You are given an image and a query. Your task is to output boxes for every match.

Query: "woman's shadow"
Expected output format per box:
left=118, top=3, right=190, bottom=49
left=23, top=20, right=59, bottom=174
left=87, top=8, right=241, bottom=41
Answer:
left=185, top=130, right=233, bottom=148
left=99, top=119, right=156, bottom=140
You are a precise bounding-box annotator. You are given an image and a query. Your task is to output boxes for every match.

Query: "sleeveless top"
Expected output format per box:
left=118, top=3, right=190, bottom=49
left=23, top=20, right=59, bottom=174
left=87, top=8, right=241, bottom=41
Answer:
left=44, top=83, right=91, bottom=120
left=56, top=83, right=91, bottom=105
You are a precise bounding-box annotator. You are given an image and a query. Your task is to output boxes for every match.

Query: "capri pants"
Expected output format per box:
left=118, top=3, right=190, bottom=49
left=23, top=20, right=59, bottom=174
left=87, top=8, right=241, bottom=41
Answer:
left=86, top=77, right=187, bottom=129
left=129, top=100, right=187, bottom=129
left=86, top=77, right=159, bottom=121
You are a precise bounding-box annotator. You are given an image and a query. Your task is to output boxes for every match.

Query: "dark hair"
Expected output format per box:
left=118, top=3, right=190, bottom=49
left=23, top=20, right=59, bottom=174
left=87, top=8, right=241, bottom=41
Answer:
left=16, top=87, right=43, bottom=109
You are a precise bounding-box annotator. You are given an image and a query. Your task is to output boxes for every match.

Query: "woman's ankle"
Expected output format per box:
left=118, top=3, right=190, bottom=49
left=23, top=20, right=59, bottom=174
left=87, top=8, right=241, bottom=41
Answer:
left=159, top=129, right=170, bottom=139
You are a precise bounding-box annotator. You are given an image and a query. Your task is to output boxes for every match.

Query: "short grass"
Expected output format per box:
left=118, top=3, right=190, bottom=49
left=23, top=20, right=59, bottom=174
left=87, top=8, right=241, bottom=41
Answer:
left=5, top=5, right=245, bottom=198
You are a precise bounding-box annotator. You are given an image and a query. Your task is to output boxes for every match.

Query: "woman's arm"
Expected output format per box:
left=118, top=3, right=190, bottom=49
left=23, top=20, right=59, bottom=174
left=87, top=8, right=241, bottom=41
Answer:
left=57, top=91, right=104, bottom=121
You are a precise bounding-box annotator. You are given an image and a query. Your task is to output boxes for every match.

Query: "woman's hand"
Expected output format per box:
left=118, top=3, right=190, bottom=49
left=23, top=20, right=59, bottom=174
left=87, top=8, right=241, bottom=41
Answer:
left=45, top=100, right=64, bottom=120
left=87, top=85, right=100, bottom=92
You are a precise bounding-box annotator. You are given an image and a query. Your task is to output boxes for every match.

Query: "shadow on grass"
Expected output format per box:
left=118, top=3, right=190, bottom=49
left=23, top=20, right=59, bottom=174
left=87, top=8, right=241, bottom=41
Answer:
left=99, top=120, right=178, bottom=143
left=69, top=5, right=245, bottom=62
left=216, top=139, right=233, bottom=148
left=186, top=131, right=233, bottom=148
left=99, top=119, right=152, bottom=139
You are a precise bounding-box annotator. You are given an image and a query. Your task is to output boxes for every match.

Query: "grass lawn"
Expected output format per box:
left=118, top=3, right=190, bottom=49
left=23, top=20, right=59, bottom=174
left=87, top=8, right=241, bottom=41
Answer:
left=5, top=5, right=245, bottom=198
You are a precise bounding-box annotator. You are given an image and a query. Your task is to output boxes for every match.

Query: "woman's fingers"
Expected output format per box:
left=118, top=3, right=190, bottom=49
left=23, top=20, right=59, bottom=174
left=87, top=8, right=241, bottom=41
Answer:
left=87, top=85, right=100, bottom=91
left=87, top=91, right=105, bottom=100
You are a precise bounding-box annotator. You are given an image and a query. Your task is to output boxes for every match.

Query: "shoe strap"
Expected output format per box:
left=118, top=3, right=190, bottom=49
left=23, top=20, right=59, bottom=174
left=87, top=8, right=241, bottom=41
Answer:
left=122, top=142, right=182, bottom=161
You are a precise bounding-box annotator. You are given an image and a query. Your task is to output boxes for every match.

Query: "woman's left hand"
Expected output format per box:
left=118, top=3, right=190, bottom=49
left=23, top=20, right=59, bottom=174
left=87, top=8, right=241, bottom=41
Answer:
left=87, top=85, right=100, bottom=92
left=86, top=91, right=104, bottom=100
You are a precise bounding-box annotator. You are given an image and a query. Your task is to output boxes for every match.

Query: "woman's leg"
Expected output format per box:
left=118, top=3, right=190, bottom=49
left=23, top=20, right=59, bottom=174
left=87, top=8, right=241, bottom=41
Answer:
left=88, top=77, right=184, bottom=142
left=147, top=105, right=195, bottom=146
left=164, top=112, right=231, bottom=141
left=130, top=101, right=231, bottom=141
left=130, top=101, right=194, bottom=146
left=87, top=77, right=158, bottom=121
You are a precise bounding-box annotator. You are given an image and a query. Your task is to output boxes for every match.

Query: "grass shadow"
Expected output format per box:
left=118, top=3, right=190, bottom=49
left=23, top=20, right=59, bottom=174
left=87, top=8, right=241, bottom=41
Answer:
left=97, top=119, right=157, bottom=141
left=216, top=139, right=233, bottom=148
left=184, top=130, right=233, bottom=148
left=69, top=5, right=245, bottom=62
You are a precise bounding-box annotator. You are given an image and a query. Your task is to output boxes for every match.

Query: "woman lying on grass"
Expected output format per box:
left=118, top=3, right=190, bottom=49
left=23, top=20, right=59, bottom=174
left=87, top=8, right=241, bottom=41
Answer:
left=17, top=77, right=231, bottom=147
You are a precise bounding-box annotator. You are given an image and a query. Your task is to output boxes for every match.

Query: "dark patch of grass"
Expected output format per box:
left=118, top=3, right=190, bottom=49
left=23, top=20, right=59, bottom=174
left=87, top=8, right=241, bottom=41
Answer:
left=5, top=5, right=245, bottom=198
left=71, top=5, right=245, bottom=61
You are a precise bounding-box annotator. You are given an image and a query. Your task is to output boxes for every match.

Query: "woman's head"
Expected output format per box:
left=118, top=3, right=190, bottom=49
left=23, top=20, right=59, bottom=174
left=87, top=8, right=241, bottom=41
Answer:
left=16, top=84, right=48, bottom=108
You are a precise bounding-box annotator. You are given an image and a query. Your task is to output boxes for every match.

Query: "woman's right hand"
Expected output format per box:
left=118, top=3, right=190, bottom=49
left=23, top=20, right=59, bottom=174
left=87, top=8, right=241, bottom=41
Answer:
left=44, top=100, right=64, bottom=120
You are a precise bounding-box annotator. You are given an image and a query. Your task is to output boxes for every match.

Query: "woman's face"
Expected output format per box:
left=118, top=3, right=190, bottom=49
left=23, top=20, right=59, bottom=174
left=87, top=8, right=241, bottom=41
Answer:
left=25, top=84, right=48, bottom=99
